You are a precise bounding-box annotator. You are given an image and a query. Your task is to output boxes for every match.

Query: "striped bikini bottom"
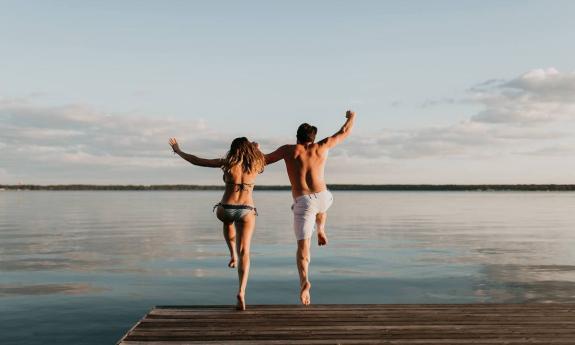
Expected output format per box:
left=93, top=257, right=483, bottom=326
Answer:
left=213, top=203, right=258, bottom=224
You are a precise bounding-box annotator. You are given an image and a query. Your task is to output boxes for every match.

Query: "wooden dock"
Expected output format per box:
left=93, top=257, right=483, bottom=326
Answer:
left=118, top=304, right=575, bottom=344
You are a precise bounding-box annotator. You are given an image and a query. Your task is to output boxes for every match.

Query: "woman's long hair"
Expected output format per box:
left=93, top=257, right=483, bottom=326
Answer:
left=222, top=137, right=265, bottom=175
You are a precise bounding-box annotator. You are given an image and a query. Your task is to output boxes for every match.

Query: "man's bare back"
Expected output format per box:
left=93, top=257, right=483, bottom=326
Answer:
left=282, top=143, right=328, bottom=198
left=266, top=111, right=355, bottom=198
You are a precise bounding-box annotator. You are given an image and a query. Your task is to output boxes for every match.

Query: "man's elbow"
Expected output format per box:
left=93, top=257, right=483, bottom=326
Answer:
left=340, top=127, right=352, bottom=140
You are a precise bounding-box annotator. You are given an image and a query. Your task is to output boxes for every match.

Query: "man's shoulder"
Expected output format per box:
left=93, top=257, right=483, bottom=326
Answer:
left=280, top=144, right=296, bottom=152
left=313, top=141, right=330, bottom=153
left=274, top=144, right=295, bottom=159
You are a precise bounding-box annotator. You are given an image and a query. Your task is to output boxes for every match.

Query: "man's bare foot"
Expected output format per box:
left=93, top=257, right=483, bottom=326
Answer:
left=236, top=293, right=246, bottom=311
left=317, top=231, right=328, bottom=246
left=300, top=281, right=311, bottom=305
left=228, top=256, right=237, bottom=268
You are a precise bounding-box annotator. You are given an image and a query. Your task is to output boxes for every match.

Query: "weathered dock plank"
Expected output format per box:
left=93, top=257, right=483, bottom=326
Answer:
left=118, top=304, right=575, bottom=345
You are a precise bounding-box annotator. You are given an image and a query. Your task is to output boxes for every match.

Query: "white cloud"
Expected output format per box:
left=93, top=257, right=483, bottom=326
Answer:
left=505, top=68, right=575, bottom=100
left=515, top=144, right=575, bottom=157
left=335, top=120, right=571, bottom=160
left=2, top=67, right=575, bottom=184
left=329, top=68, right=575, bottom=161
left=0, top=167, right=9, bottom=181
left=471, top=68, right=575, bottom=124
left=0, top=100, right=227, bottom=170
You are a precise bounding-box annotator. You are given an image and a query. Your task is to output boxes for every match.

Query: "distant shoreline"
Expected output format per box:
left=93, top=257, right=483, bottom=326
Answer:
left=1, top=184, right=575, bottom=191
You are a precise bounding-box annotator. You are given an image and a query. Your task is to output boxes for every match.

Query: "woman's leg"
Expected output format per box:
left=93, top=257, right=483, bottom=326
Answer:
left=223, top=222, right=237, bottom=268
left=234, top=212, right=256, bottom=310
left=217, top=207, right=237, bottom=268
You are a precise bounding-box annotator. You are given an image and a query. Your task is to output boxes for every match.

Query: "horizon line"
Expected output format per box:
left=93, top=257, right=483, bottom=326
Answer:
left=2, top=184, right=575, bottom=191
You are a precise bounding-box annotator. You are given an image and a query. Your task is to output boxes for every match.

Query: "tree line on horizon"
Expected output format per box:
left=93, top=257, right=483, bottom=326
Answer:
left=1, top=184, right=575, bottom=191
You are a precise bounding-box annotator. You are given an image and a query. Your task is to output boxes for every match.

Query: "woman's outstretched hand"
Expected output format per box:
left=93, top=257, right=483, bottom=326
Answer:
left=169, top=137, right=181, bottom=154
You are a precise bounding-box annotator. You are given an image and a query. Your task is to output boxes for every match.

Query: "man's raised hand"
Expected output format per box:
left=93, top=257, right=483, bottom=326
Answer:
left=346, top=110, right=356, bottom=119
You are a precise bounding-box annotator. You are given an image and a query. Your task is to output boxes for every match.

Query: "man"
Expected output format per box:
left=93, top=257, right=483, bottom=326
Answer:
left=265, top=110, right=356, bottom=305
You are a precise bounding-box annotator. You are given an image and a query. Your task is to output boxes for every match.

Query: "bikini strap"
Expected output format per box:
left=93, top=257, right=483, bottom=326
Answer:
left=225, top=182, right=254, bottom=192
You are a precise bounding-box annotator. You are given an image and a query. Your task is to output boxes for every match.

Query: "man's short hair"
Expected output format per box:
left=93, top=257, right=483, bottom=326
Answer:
left=297, top=123, right=317, bottom=143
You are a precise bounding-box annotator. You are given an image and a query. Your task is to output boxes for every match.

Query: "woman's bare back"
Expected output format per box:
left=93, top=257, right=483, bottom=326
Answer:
left=221, top=164, right=258, bottom=205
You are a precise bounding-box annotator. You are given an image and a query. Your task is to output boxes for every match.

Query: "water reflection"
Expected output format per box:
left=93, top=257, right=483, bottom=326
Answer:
left=0, top=283, right=107, bottom=296
left=475, top=264, right=575, bottom=303
left=1, top=191, right=575, bottom=344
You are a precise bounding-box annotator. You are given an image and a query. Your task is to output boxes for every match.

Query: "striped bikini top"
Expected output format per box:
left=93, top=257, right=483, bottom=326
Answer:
left=222, top=174, right=255, bottom=192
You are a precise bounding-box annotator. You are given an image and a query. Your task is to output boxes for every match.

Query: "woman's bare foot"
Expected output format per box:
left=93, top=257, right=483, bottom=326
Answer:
left=300, top=281, right=311, bottom=305
left=236, top=293, right=246, bottom=311
left=317, top=231, right=328, bottom=246
left=228, top=256, right=237, bottom=268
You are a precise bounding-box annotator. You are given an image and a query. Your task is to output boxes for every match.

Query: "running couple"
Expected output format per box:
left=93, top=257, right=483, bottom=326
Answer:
left=169, top=110, right=356, bottom=310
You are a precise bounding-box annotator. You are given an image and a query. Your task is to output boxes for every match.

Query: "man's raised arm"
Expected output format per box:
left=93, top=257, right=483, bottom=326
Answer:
left=318, top=110, right=356, bottom=149
left=265, top=145, right=288, bottom=165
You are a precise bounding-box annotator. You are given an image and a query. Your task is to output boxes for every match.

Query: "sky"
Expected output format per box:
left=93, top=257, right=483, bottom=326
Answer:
left=1, top=0, right=575, bottom=185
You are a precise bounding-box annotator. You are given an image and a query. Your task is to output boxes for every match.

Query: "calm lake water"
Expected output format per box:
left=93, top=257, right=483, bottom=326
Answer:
left=1, top=190, right=575, bottom=344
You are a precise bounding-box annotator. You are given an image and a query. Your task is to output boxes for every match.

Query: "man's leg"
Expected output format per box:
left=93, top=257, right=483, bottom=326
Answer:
left=316, top=212, right=328, bottom=246
left=296, top=238, right=312, bottom=305
left=316, top=191, right=333, bottom=247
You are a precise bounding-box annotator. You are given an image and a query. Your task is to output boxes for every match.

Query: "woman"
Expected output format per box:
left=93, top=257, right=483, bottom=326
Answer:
left=169, top=137, right=265, bottom=310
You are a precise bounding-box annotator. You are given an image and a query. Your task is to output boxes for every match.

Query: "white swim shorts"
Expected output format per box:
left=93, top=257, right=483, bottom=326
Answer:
left=291, top=190, right=334, bottom=240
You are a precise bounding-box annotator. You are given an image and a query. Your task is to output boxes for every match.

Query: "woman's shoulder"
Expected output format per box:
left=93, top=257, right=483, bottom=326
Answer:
left=224, top=166, right=254, bottom=179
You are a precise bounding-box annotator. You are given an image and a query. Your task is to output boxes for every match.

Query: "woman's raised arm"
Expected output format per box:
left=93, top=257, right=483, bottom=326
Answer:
left=169, top=138, right=223, bottom=168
